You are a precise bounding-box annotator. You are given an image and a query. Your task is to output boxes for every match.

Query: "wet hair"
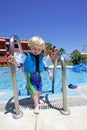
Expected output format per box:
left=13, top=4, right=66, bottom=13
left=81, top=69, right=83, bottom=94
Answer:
left=28, top=36, right=45, bottom=50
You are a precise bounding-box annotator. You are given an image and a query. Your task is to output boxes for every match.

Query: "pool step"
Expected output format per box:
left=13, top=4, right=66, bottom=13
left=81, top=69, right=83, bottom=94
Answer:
left=0, top=94, right=87, bottom=112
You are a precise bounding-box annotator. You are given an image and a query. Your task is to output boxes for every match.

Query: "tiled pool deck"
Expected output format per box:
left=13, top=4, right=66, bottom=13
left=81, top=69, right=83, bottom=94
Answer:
left=0, top=85, right=87, bottom=130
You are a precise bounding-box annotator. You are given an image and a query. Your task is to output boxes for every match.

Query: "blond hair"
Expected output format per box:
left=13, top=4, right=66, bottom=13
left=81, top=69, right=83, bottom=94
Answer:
left=28, top=36, right=45, bottom=50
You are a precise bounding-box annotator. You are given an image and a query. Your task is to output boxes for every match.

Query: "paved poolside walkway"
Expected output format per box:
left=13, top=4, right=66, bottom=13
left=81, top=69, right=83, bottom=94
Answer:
left=0, top=105, right=87, bottom=130
left=0, top=84, right=87, bottom=130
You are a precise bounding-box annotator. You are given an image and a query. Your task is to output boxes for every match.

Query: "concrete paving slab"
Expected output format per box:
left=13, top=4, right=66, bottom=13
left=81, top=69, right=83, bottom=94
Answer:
left=0, top=105, right=87, bottom=130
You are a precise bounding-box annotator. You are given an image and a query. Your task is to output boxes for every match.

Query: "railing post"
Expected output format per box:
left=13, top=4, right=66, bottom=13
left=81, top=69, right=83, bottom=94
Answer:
left=58, top=53, right=70, bottom=115
left=52, top=55, right=58, bottom=93
left=9, top=35, right=23, bottom=119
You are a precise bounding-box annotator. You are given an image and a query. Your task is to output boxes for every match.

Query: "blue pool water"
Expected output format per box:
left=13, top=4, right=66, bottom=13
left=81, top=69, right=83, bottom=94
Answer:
left=0, top=67, right=87, bottom=100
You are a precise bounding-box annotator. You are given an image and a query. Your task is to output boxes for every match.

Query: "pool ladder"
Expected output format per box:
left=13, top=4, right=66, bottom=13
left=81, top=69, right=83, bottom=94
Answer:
left=9, top=35, right=70, bottom=119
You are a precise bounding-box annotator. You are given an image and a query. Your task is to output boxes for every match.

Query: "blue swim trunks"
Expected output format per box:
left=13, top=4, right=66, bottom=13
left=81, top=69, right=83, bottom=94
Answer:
left=27, top=73, right=42, bottom=94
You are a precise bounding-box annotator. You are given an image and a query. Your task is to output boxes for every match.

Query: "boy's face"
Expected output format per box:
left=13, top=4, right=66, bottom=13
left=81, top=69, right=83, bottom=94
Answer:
left=30, top=47, right=42, bottom=55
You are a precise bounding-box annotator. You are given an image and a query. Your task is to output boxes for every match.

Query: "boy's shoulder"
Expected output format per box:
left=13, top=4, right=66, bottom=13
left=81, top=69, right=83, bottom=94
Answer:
left=24, top=52, right=30, bottom=56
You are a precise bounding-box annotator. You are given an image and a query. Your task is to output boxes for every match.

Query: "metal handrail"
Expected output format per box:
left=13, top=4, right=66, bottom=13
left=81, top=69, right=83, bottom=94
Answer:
left=52, top=54, right=58, bottom=93
left=53, top=52, right=70, bottom=115
left=9, top=35, right=23, bottom=119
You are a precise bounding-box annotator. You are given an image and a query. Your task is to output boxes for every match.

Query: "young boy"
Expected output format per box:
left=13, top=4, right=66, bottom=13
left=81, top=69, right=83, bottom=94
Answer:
left=8, top=36, right=53, bottom=114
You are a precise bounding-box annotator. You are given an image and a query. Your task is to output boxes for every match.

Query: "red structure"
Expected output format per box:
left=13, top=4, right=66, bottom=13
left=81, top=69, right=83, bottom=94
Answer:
left=0, top=37, right=58, bottom=66
left=0, top=37, right=29, bottom=66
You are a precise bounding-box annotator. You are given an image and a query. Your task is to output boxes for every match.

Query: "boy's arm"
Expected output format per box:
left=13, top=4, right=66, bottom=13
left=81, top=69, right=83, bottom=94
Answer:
left=44, top=66, right=53, bottom=79
left=47, top=69, right=53, bottom=79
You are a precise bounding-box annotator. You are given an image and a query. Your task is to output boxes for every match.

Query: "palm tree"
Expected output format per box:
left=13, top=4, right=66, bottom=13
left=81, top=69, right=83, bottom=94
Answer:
left=70, top=50, right=82, bottom=65
left=59, top=48, right=66, bottom=54
left=45, top=42, right=54, bottom=55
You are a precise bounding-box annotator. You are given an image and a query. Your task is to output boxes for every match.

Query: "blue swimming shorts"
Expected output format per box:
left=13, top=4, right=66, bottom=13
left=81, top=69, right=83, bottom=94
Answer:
left=27, top=73, right=42, bottom=94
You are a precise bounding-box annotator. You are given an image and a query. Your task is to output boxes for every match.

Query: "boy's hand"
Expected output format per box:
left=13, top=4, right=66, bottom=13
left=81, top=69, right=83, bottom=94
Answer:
left=48, top=70, right=53, bottom=79
left=8, top=55, right=15, bottom=63
left=49, top=72, right=53, bottom=79
left=7, top=55, right=20, bottom=66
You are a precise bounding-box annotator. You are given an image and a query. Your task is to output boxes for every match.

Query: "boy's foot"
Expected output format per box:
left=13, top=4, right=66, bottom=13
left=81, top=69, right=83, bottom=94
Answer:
left=34, top=105, right=39, bottom=114
left=39, top=99, right=44, bottom=104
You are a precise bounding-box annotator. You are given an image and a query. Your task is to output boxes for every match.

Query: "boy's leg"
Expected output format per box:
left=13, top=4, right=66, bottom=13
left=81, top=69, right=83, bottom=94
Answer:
left=32, top=92, right=39, bottom=114
left=27, top=73, right=39, bottom=113
left=38, top=91, right=44, bottom=104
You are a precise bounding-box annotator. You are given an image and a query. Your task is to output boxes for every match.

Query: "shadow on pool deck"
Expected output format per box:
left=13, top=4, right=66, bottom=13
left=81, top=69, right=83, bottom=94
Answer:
left=4, top=94, right=62, bottom=115
left=1, top=90, right=87, bottom=116
left=0, top=85, right=87, bottom=116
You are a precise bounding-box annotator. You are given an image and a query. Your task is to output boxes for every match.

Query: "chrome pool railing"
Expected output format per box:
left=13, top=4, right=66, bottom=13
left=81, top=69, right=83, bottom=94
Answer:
left=52, top=52, right=70, bottom=115
left=52, top=54, right=58, bottom=93
left=57, top=53, right=70, bottom=115
left=9, top=35, right=23, bottom=119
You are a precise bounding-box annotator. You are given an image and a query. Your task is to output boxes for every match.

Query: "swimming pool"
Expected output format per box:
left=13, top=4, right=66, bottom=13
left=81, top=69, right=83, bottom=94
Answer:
left=0, top=67, right=87, bottom=100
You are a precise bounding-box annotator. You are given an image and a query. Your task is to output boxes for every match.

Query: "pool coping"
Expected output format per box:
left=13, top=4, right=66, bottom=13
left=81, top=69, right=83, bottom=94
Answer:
left=0, top=85, right=87, bottom=112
